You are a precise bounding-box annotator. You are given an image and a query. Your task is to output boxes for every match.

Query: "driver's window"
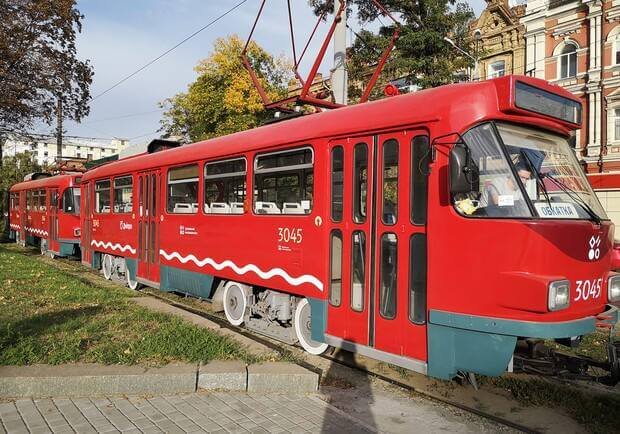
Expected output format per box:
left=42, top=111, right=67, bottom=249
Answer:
left=454, top=123, right=531, bottom=218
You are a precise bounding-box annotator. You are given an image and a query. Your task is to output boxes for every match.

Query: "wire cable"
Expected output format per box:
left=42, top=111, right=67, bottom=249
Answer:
left=89, top=0, right=250, bottom=102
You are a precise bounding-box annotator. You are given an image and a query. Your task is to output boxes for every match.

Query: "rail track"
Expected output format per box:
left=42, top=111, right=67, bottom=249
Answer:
left=39, top=253, right=538, bottom=433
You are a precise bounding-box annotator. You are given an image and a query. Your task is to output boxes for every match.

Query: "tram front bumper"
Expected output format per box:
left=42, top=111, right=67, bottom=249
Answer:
left=426, top=304, right=619, bottom=380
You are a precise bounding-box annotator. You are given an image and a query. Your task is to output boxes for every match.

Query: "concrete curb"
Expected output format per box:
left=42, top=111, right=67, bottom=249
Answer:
left=0, top=361, right=319, bottom=398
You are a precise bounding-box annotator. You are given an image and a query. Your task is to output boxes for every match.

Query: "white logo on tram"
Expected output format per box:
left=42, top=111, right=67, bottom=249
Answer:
left=588, top=235, right=601, bottom=261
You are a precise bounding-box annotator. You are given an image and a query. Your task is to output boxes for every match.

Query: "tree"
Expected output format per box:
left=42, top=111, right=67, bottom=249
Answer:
left=309, top=0, right=475, bottom=101
left=0, top=0, right=93, bottom=157
left=0, top=152, right=41, bottom=239
left=160, top=35, right=292, bottom=142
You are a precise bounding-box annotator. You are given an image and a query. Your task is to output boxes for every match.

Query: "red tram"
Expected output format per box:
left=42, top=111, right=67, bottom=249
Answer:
left=11, top=75, right=619, bottom=381
left=9, top=173, right=82, bottom=258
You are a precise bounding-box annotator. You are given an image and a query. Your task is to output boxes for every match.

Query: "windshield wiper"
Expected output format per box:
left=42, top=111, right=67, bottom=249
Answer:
left=542, top=172, right=601, bottom=224
left=520, top=151, right=552, bottom=209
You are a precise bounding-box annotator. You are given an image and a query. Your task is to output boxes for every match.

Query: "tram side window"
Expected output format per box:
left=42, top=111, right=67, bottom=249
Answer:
left=168, top=164, right=199, bottom=214
left=10, top=193, right=18, bottom=210
left=254, top=147, right=313, bottom=215
left=351, top=231, right=366, bottom=312
left=331, top=147, right=344, bottom=222
left=62, top=187, right=81, bottom=214
left=113, top=176, right=133, bottom=213
left=204, top=158, right=246, bottom=214
left=382, top=139, right=399, bottom=225
left=353, top=143, right=368, bottom=223
left=409, top=234, right=427, bottom=324
left=329, top=230, right=343, bottom=306
left=36, top=190, right=46, bottom=211
left=26, top=191, right=32, bottom=210
left=379, top=233, right=398, bottom=319
left=411, top=135, right=430, bottom=225
left=95, top=180, right=111, bottom=213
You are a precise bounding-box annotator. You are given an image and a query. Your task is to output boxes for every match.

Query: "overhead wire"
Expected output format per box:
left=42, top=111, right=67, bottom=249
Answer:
left=89, top=0, right=251, bottom=103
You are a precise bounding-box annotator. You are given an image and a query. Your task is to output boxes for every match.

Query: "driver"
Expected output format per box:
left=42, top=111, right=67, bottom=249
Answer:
left=483, top=161, right=532, bottom=207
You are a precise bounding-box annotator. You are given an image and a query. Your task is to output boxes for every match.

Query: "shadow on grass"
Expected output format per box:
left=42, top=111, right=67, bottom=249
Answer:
left=0, top=305, right=103, bottom=354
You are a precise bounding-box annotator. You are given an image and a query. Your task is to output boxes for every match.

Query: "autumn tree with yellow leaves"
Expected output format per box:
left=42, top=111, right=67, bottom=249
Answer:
left=160, top=35, right=292, bottom=142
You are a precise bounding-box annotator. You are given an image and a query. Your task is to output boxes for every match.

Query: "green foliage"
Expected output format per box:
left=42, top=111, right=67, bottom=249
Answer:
left=0, top=152, right=42, bottom=192
left=0, top=244, right=256, bottom=366
left=309, top=0, right=475, bottom=101
left=0, top=0, right=93, bottom=134
left=160, top=35, right=292, bottom=142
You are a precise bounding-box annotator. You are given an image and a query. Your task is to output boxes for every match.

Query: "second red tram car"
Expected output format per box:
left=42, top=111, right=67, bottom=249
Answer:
left=9, top=173, right=82, bottom=258
left=73, top=75, right=620, bottom=380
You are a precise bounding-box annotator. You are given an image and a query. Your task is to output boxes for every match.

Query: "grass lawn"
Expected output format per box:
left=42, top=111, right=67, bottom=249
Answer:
left=0, top=244, right=257, bottom=366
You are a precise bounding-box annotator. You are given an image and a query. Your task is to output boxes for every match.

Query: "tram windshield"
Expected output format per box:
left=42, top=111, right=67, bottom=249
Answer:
left=455, top=122, right=607, bottom=221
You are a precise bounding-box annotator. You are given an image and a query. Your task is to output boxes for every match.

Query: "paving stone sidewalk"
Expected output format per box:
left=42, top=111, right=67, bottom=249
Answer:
left=0, top=392, right=375, bottom=434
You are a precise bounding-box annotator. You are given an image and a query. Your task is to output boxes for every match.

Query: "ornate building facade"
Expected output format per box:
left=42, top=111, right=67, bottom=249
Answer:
left=470, top=0, right=527, bottom=80
left=523, top=0, right=620, bottom=174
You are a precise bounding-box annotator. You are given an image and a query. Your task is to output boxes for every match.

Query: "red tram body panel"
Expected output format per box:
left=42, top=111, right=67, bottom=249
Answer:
left=11, top=75, right=618, bottom=381
left=9, top=173, right=82, bottom=257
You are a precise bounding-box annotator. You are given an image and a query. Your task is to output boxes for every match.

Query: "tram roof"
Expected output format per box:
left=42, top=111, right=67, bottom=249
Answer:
left=83, top=76, right=576, bottom=181
left=10, top=173, right=79, bottom=192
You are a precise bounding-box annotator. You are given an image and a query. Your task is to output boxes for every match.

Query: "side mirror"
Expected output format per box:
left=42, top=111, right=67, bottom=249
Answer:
left=449, top=144, right=479, bottom=194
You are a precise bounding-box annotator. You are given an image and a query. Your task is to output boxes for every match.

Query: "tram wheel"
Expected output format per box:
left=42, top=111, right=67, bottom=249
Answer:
left=40, top=238, right=48, bottom=256
left=102, top=254, right=113, bottom=280
left=294, top=298, right=328, bottom=355
left=223, top=281, right=249, bottom=326
left=125, top=260, right=140, bottom=290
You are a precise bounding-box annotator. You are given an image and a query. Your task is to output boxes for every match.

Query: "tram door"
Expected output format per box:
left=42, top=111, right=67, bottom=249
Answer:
left=49, top=189, right=59, bottom=249
left=82, top=183, right=93, bottom=265
left=372, top=131, right=429, bottom=360
left=327, top=136, right=375, bottom=345
left=137, top=171, right=161, bottom=283
left=327, top=132, right=429, bottom=361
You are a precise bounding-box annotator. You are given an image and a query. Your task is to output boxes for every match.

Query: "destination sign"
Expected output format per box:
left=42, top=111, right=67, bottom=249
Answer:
left=515, top=82, right=582, bottom=125
left=534, top=202, right=579, bottom=219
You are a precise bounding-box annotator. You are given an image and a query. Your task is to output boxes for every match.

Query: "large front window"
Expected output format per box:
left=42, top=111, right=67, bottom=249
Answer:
left=454, top=122, right=607, bottom=221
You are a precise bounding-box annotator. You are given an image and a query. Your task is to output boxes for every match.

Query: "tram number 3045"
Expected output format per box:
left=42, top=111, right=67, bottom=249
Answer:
left=278, top=227, right=303, bottom=244
left=574, top=278, right=603, bottom=301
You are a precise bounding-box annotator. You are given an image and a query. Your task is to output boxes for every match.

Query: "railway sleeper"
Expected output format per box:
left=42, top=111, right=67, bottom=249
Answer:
left=220, top=281, right=328, bottom=355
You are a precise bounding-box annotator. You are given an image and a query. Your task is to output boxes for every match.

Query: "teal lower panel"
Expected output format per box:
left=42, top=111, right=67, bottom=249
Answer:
left=427, top=323, right=517, bottom=380
left=125, top=258, right=137, bottom=281
left=92, top=252, right=101, bottom=270
left=59, top=242, right=76, bottom=257
left=160, top=265, right=214, bottom=299
left=308, top=298, right=327, bottom=343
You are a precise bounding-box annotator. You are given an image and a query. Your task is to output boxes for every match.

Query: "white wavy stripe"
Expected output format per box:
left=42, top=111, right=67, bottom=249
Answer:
left=91, top=239, right=136, bottom=254
left=25, top=227, right=48, bottom=237
left=160, top=249, right=324, bottom=292
left=9, top=224, right=20, bottom=230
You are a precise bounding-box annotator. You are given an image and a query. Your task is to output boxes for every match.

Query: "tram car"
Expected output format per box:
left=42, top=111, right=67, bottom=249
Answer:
left=7, top=75, right=615, bottom=381
left=9, top=172, right=82, bottom=258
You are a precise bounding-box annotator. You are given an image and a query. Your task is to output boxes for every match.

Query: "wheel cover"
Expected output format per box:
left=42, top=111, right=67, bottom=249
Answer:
left=223, top=284, right=246, bottom=326
left=294, top=298, right=328, bottom=355
left=102, top=254, right=112, bottom=280
left=126, top=267, right=138, bottom=290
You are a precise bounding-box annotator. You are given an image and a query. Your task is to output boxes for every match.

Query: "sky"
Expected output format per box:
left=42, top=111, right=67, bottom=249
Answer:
left=57, top=0, right=486, bottom=145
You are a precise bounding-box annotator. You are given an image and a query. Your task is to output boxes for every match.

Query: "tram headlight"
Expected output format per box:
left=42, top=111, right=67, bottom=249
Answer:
left=548, top=280, right=570, bottom=311
left=608, top=274, right=620, bottom=302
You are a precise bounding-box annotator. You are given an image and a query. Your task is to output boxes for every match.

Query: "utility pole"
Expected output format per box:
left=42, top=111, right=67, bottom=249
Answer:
left=332, top=0, right=348, bottom=105
left=56, top=95, right=63, bottom=161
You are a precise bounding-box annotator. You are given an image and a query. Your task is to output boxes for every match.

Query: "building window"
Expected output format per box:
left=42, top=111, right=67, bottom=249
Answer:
left=488, top=60, right=505, bottom=78
left=615, top=109, right=620, bottom=141
left=559, top=43, right=577, bottom=78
